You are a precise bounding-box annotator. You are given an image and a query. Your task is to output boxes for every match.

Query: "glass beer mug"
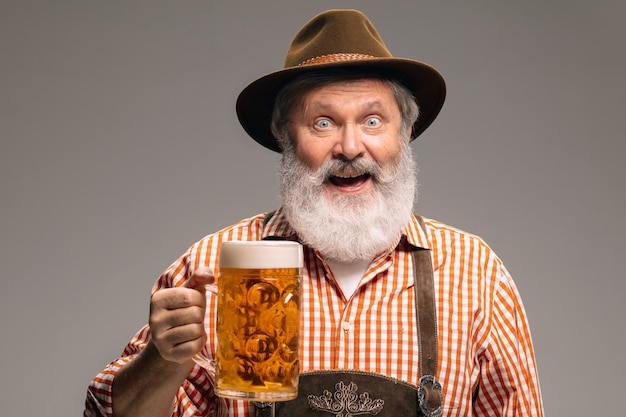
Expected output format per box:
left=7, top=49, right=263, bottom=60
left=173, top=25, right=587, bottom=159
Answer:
left=215, top=240, right=303, bottom=402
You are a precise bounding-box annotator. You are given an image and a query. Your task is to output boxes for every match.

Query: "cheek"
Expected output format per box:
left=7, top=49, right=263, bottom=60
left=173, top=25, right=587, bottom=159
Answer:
left=371, top=141, right=403, bottom=167
left=295, top=140, right=329, bottom=171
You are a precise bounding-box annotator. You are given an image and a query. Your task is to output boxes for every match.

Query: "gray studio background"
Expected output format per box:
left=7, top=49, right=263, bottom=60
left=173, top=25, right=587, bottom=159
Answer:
left=1, top=1, right=624, bottom=416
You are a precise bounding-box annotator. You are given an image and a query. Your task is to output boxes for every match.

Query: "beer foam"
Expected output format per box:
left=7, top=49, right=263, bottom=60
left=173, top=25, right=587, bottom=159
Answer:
left=219, top=241, right=303, bottom=269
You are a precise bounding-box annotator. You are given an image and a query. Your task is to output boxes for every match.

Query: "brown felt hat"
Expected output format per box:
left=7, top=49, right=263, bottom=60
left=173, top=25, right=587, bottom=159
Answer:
left=236, top=9, right=446, bottom=153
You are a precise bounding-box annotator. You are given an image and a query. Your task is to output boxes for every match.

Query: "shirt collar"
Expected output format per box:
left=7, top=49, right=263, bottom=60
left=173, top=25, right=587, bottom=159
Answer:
left=260, top=207, right=299, bottom=241
left=403, top=213, right=431, bottom=250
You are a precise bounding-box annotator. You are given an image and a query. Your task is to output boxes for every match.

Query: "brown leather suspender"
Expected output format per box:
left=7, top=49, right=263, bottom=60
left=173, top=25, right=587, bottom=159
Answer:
left=411, top=218, right=443, bottom=416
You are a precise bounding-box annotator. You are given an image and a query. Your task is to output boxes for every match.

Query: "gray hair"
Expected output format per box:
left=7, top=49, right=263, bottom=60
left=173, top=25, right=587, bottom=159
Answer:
left=270, top=70, right=420, bottom=150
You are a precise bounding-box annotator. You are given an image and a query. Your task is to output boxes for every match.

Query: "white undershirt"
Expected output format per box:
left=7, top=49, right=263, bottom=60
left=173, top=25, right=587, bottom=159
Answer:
left=326, top=258, right=371, bottom=298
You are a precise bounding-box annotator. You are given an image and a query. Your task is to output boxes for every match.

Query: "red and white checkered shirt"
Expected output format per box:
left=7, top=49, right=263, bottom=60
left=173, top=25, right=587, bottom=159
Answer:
left=85, top=208, right=544, bottom=417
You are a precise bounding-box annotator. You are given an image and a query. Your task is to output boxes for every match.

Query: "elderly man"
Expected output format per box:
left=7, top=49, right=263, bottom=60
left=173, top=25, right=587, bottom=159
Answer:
left=85, top=9, right=544, bottom=417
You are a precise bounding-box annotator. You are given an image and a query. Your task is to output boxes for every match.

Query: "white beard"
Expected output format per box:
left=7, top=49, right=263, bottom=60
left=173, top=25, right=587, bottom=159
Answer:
left=280, top=140, right=417, bottom=263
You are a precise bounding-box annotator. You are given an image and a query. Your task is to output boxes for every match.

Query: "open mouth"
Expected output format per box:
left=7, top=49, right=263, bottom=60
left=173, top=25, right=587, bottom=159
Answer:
left=328, top=173, right=371, bottom=188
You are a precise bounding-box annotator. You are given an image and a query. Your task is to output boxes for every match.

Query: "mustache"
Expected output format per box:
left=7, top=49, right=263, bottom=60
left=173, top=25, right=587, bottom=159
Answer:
left=312, top=158, right=384, bottom=184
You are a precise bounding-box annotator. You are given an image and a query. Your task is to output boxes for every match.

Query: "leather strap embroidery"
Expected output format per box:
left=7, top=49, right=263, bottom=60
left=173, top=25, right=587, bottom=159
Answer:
left=307, top=380, right=384, bottom=416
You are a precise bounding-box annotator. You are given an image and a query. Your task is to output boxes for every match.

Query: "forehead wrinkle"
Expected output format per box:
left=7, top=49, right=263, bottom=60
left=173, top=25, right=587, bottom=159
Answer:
left=302, top=99, right=386, bottom=117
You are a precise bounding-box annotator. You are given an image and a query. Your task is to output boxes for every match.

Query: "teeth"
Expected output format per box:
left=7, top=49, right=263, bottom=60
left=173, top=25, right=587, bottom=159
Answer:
left=333, top=172, right=365, bottom=179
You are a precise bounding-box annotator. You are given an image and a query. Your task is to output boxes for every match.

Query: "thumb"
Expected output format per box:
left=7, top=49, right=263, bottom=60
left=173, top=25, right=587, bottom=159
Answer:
left=184, top=266, right=216, bottom=291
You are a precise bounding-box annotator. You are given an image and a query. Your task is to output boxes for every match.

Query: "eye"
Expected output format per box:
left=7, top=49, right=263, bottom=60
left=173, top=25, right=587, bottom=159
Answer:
left=315, top=119, right=331, bottom=129
left=365, top=117, right=381, bottom=127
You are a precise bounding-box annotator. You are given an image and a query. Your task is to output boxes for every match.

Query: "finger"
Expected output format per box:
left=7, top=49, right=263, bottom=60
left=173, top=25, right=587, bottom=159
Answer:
left=183, top=267, right=215, bottom=291
left=152, top=324, right=207, bottom=364
left=151, top=287, right=205, bottom=310
left=161, top=321, right=206, bottom=345
left=158, top=304, right=206, bottom=329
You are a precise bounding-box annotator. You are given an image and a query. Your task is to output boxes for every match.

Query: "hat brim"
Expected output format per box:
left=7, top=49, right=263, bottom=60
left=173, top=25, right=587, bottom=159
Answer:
left=236, top=57, right=446, bottom=153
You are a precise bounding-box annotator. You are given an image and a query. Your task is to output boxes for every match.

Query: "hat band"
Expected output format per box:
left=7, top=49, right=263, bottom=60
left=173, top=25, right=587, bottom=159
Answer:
left=298, top=53, right=376, bottom=67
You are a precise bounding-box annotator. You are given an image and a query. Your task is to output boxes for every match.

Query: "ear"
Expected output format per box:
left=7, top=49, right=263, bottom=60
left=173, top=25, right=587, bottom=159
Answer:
left=405, top=126, right=413, bottom=142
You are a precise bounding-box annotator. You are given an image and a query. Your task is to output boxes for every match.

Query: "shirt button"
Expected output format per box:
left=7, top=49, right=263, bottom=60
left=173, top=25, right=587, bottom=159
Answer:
left=342, top=322, right=352, bottom=331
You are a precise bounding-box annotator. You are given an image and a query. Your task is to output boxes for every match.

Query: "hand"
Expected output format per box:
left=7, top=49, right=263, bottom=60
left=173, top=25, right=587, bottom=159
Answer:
left=148, top=267, right=215, bottom=364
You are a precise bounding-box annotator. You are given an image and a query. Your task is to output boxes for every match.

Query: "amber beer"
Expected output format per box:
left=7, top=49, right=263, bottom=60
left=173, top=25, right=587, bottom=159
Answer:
left=216, top=241, right=303, bottom=401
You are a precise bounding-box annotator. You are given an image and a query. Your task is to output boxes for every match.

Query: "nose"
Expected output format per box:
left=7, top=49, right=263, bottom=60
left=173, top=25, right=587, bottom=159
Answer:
left=333, top=123, right=365, bottom=161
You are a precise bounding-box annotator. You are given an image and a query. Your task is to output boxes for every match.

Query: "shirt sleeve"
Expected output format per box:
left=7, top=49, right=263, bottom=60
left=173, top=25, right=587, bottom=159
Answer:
left=84, top=242, right=226, bottom=417
left=473, top=264, right=544, bottom=417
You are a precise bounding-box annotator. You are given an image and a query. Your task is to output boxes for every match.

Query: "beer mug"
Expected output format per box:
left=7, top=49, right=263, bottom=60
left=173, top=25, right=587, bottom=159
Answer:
left=216, top=240, right=303, bottom=401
